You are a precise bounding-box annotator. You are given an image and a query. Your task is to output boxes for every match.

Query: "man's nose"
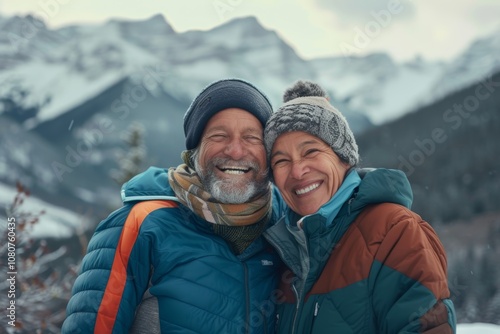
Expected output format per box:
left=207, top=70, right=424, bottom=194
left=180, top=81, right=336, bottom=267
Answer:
left=224, top=138, right=246, bottom=160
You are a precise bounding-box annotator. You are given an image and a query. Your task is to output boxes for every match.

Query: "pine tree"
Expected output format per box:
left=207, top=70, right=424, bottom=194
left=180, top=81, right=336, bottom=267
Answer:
left=0, top=182, right=84, bottom=333
left=110, top=122, right=147, bottom=185
left=482, top=221, right=500, bottom=323
left=484, top=291, right=500, bottom=324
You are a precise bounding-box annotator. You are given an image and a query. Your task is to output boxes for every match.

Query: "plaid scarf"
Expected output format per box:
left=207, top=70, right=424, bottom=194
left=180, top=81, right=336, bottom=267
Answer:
left=168, top=164, right=272, bottom=227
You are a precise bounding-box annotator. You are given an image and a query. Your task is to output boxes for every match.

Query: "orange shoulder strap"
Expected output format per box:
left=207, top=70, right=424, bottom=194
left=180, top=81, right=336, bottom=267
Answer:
left=95, top=200, right=178, bottom=333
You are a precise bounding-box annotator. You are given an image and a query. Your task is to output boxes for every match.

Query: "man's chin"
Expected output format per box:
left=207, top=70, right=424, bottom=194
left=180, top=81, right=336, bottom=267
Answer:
left=217, top=170, right=269, bottom=185
left=198, top=167, right=269, bottom=203
left=215, top=170, right=252, bottom=180
left=215, top=179, right=252, bottom=194
left=211, top=182, right=255, bottom=204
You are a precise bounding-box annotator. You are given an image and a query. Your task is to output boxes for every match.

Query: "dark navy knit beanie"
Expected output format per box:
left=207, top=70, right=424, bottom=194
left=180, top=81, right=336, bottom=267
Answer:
left=183, top=78, right=273, bottom=150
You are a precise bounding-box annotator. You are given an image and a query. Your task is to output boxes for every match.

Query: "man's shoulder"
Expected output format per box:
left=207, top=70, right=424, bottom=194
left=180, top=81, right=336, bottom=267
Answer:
left=97, top=199, right=182, bottom=232
left=121, top=166, right=177, bottom=203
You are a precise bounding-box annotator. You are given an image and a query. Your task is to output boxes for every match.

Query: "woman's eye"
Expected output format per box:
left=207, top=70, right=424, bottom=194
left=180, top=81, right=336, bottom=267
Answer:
left=272, top=159, right=289, bottom=168
left=305, top=148, right=320, bottom=156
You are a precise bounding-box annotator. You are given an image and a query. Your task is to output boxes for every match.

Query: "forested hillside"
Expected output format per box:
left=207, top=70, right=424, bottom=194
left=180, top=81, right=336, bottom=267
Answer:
left=356, top=71, right=500, bottom=323
left=357, top=71, right=500, bottom=224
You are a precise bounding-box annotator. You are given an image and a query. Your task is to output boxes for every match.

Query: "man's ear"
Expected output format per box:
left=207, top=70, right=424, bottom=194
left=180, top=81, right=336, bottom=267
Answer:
left=181, top=150, right=194, bottom=168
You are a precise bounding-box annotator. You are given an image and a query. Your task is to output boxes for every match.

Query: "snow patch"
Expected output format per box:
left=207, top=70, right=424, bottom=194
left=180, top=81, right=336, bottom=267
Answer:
left=0, top=183, right=89, bottom=238
left=457, top=323, right=500, bottom=334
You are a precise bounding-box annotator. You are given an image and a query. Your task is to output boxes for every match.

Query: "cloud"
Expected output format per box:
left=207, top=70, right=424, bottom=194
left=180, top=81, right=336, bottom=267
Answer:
left=469, top=3, right=500, bottom=26
left=314, top=0, right=416, bottom=24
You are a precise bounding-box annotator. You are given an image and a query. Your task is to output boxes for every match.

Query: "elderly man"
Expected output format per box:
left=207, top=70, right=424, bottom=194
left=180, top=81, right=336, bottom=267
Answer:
left=62, top=79, right=283, bottom=334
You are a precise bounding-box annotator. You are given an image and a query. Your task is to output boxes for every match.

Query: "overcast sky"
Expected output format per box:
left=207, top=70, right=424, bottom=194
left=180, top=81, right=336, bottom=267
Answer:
left=1, top=0, right=499, bottom=62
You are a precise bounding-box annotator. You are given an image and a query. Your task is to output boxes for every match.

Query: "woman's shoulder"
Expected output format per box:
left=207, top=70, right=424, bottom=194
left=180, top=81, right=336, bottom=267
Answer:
left=351, top=203, right=422, bottom=245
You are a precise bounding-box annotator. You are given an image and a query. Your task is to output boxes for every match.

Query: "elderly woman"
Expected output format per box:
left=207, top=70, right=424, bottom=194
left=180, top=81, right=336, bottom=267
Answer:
left=263, top=81, right=456, bottom=334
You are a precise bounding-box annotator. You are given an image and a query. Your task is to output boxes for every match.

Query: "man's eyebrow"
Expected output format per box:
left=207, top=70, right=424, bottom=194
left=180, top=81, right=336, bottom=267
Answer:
left=205, top=126, right=263, bottom=135
left=243, top=128, right=263, bottom=135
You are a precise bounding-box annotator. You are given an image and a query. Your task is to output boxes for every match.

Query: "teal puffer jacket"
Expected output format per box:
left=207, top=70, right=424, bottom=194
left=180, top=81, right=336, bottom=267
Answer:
left=62, top=167, right=283, bottom=334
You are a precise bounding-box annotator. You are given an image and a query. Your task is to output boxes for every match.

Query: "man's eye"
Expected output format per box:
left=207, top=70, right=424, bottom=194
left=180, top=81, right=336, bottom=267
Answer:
left=209, top=134, right=227, bottom=140
left=245, top=136, right=263, bottom=144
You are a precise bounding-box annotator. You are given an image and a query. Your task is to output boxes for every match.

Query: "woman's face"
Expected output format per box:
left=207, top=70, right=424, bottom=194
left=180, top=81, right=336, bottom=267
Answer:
left=270, top=131, right=350, bottom=216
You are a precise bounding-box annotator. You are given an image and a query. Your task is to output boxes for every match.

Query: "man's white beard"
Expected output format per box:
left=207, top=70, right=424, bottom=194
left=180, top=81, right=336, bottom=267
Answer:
left=194, top=156, right=268, bottom=204
left=208, top=178, right=257, bottom=204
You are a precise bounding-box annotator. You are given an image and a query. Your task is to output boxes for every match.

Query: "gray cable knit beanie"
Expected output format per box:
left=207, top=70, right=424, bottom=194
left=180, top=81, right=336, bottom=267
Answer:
left=264, top=80, right=359, bottom=166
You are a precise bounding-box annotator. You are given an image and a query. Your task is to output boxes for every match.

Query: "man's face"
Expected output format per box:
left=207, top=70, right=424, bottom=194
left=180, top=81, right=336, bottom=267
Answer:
left=194, top=108, right=269, bottom=204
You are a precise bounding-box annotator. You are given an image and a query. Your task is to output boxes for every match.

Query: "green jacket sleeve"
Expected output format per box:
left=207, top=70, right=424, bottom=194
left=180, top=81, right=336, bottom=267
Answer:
left=369, top=213, right=456, bottom=334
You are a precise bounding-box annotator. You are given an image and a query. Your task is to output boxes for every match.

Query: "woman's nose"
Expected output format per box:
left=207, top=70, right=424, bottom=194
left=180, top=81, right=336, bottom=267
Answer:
left=289, top=159, right=309, bottom=180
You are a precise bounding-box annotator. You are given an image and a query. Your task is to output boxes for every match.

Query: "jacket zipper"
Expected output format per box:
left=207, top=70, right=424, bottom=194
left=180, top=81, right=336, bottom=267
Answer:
left=265, top=230, right=301, bottom=334
left=267, top=230, right=308, bottom=334
left=291, top=282, right=302, bottom=334
left=243, top=262, right=250, bottom=334
left=260, top=307, right=268, bottom=334
left=311, top=301, right=320, bottom=331
left=347, top=192, right=358, bottom=215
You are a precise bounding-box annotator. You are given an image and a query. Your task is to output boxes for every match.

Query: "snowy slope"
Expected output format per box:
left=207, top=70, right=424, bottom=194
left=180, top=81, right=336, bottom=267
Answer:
left=457, top=323, right=500, bottom=334
left=0, top=14, right=498, bottom=131
left=0, top=61, right=125, bottom=127
left=109, top=13, right=176, bottom=53
left=427, top=28, right=500, bottom=105
left=0, top=14, right=325, bottom=130
left=0, top=115, right=62, bottom=189
left=155, top=16, right=314, bottom=106
left=0, top=15, right=163, bottom=126
left=311, top=54, right=444, bottom=124
left=0, top=14, right=68, bottom=69
left=0, top=183, right=91, bottom=238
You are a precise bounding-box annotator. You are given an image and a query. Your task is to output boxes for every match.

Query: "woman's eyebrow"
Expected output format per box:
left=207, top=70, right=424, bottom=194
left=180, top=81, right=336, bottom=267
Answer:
left=271, top=140, right=321, bottom=159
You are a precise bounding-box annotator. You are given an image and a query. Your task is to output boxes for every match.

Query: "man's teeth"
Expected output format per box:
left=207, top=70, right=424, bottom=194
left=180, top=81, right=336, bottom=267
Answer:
left=224, top=170, right=245, bottom=175
left=220, top=167, right=250, bottom=175
left=295, top=183, right=320, bottom=195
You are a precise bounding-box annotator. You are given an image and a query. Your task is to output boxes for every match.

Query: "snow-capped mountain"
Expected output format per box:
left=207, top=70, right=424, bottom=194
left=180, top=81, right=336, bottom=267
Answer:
left=0, top=182, right=92, bottom=238
left=0, top=13, right=499, bottom=215
left=138, top=16, right=316, bottom=105
left=0, top=14, right=68, bottom=69
left=426, top=27, right=500, bottom=105
left=1, top=14, right=499, bottom=129
left=0, top=15, right=164, bottom=127
left=310, top=53, right=445, bottom=124
left=0, top=14, right=353, bottom=130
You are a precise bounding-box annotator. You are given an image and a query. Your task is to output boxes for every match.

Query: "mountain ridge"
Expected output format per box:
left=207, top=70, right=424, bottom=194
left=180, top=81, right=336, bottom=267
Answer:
left=1, top=13, right=497, bottom=130
left=0, top=12, right=498, bottom=216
